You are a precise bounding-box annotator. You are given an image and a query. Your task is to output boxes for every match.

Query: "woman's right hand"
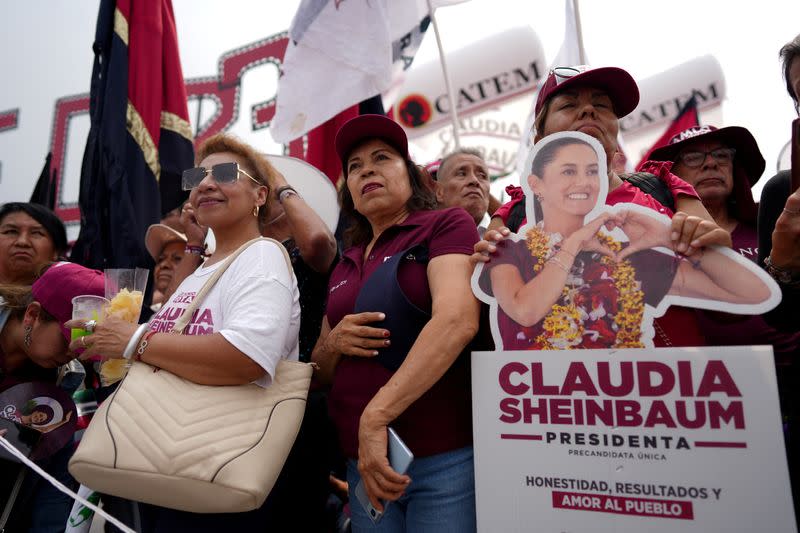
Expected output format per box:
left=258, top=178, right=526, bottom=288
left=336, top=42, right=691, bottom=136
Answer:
left=471, top=226, right=511, bottom=264
left=180, top=202, right=208, bottom=246
left=322, top=312, right=390, bottom=357
left=563, top=213, right=617, bottom=257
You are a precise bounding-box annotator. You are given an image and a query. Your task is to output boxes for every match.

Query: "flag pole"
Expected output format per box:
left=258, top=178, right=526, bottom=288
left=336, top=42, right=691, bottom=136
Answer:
left=572, top=0, right=587, bottom=65
left=426, top=0, right=461, bottom=148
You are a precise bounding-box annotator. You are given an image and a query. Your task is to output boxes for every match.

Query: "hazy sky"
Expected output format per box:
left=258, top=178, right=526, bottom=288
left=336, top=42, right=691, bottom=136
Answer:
left=416, top=1, right=800, bottom=197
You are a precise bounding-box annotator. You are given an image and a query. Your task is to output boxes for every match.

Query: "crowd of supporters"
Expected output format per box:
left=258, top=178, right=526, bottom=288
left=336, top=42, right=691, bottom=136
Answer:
left=1, top=31, right=799, bottom=533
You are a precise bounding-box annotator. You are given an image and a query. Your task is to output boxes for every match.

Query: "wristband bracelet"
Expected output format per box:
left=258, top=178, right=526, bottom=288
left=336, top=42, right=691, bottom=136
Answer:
left=185, top=244, right=206, bottom=256
left=123, top=324, right=150, bottom=360
left=276, top=185, right=299, bottom=204
left=135, top=331, right=157, bottom=361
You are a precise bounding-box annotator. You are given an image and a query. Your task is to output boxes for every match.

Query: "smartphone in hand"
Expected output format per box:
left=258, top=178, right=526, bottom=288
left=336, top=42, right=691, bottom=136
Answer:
left=354, top=427, right=414, bottom=524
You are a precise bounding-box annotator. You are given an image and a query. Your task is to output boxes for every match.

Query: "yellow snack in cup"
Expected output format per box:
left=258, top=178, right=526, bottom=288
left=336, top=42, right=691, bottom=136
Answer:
left=100, top=288, right=145, bottom=384
left=106, top=288, right=144, bottom=323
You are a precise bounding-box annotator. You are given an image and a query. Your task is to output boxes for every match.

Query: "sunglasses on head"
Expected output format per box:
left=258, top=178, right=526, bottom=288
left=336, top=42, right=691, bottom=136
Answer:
left=551, top=65, right=590, bottom=85
left=677, top=147, right=736, bottom=168
left=181, top=162, right=262, bottom=191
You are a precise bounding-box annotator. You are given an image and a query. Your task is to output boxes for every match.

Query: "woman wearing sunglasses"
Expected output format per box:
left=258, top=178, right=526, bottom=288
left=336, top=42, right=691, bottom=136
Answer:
left=67, top=134, right=302, bottom=530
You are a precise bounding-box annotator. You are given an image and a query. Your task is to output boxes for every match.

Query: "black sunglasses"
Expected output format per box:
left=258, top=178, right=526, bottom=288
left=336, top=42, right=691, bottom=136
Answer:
left=181, top=162, right=262, bottom=191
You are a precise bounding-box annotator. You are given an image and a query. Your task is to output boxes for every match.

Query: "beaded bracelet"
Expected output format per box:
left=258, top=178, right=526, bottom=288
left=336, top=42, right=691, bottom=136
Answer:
left=557, top=247, right=576, bottom=259
left=547, top=256, right=572, bottom=274
left=185, top=244, right=206, bottom=256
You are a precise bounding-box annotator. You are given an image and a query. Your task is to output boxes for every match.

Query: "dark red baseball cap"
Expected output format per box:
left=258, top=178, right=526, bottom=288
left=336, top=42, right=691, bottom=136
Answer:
left=31, top=262, right=105, bottom=341
left=649, top=125, right=766, bottom=186
left=535, top=65, right=640, bottom=118
left=335, top=114, right=410, bottom=173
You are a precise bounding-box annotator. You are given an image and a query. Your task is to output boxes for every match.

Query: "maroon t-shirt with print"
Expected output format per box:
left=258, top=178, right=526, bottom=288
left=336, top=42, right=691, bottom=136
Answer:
left=326, top=207, right=479, bottom=458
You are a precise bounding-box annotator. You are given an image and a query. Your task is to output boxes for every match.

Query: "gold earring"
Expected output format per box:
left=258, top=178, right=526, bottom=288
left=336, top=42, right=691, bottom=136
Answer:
left=24, top=325, right=32, bottom=347
left=253, top=206, right=259, bottom=217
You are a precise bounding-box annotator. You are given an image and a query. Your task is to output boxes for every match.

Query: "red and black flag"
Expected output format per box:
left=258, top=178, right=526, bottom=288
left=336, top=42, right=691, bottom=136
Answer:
left=72, top=0, right=193, bottom=269
left=636, top=94, right=700, bottom=171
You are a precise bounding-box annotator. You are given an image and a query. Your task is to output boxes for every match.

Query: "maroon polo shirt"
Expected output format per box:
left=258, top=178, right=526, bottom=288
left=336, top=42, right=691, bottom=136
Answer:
left=326, top=207, right=479, bottom=458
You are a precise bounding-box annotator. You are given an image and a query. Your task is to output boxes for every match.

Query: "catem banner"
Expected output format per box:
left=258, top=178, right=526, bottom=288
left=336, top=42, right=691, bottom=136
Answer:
left=471, top=346, right=796, bottom=532
left=389, top=26, right=545, bottom=137
left=620, top=54, right=725, bottom=136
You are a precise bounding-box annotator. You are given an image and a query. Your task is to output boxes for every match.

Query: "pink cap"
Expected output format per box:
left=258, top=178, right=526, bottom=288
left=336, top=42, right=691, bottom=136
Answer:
left=31, top=262, right=106, bottom=341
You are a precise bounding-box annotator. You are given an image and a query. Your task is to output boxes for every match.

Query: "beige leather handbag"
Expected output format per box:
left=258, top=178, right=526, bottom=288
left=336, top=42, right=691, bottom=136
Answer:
left=69, top=238, right=312, bottom=513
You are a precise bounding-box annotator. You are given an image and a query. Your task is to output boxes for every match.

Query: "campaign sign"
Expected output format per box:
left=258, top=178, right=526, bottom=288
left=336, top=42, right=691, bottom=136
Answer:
left=471, top=347, right=796, bottom=532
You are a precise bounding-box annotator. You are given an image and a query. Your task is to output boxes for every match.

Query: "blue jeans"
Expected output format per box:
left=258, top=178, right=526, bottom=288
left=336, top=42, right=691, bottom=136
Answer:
left=347, top=446, right=476, bottom=533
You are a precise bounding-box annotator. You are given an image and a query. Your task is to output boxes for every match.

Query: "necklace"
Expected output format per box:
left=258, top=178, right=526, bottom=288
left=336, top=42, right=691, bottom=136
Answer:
left=525, top=225, right=645, bottom=349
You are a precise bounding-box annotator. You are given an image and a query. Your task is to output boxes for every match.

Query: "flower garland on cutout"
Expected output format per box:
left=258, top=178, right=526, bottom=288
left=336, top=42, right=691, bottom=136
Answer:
left=525, top=224, right=645, bottom=349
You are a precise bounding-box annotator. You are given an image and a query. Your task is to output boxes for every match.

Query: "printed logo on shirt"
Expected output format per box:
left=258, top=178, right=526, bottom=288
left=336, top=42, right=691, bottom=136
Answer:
left=150, top=298, right=215, bottom=335
left=737, top=246, right=758, bottom=260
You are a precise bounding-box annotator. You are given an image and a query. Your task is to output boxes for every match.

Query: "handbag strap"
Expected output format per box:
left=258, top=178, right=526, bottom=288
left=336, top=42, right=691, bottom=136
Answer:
left=170, top=237, right=292, bottom=334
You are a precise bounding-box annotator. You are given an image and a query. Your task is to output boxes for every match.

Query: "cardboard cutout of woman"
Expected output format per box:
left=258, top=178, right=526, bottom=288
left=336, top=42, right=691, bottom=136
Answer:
left=0, top=382, right=77, bottom=460
left=473, top=132, right=780, bottom=350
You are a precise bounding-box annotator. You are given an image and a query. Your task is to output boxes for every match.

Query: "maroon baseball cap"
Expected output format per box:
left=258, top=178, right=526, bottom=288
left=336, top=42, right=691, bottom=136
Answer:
left=335, top=114, right=410, bottom=172
left=535, top=65, right=640, bottom=118
left=31, top=262, right=105, bottom=341
left=649, top=125, right=765, bottom=186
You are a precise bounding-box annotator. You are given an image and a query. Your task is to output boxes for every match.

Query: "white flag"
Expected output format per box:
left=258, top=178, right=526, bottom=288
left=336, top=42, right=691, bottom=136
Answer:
left=515, top=0, right=585, bottom=176
left=271, top=0, right=460, bottom=143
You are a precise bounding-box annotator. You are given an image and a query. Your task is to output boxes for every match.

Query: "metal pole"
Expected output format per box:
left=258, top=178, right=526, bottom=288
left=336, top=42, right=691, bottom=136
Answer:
left=573, top=0, right=587, bottom=65
left=426, top=0, right=461, bottom=148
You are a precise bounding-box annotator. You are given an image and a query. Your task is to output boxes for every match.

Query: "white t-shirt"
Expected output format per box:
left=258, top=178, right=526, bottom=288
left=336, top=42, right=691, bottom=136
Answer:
left=148, top=240, right=301, bottom=387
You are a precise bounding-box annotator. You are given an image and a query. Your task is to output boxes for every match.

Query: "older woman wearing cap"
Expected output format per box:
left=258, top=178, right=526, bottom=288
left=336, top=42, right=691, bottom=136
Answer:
left=652, top=124, right=800, bottom=353
left=651, top=125, right=763, bottom=248
left=144, top=223, right=187, bottom=310
left=312, top=114, right=480, bottom=531
left=0, top=203, right=68, bottom=285
left=478, top=65, right=731, bottom=348
left=0, top=261, right=104, bottom=531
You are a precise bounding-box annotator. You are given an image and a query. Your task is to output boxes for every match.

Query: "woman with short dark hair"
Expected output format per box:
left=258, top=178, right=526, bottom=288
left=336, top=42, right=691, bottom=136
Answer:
left=0, top=203, right=68, bottom=285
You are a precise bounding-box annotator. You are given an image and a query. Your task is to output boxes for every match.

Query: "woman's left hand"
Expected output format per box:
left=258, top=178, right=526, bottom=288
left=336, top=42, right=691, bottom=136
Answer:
left=669, top=211, right=731, bottom=255
left=357, top=410, right=411, bottom=512
left=65, top=317, right=140, bottom=359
